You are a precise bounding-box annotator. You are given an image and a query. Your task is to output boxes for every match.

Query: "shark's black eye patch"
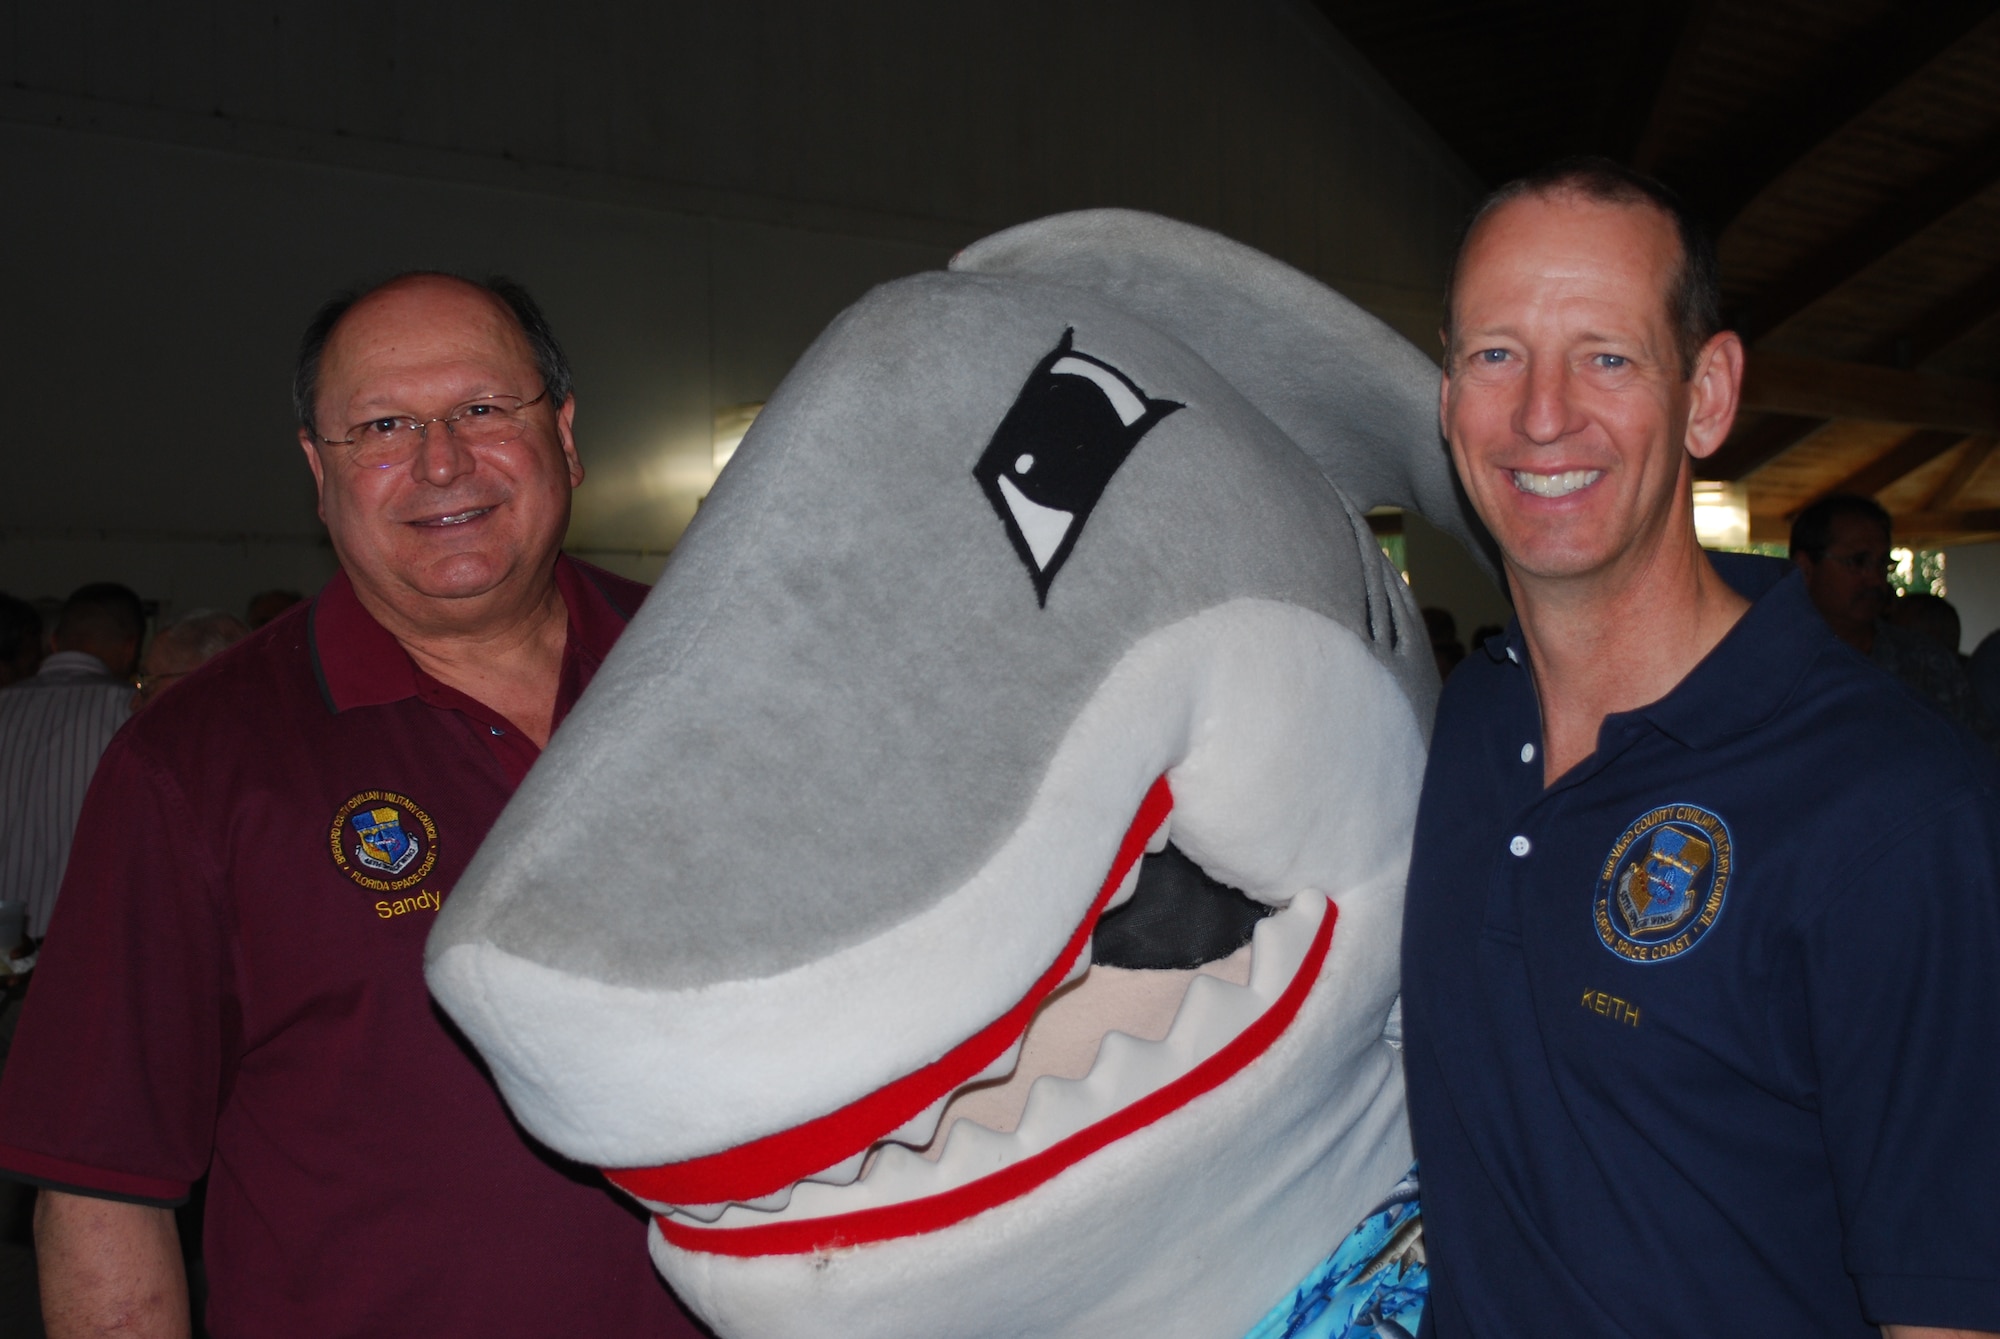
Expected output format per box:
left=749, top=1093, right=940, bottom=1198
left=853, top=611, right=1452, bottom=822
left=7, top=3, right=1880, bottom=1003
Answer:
left=974, top=329, right=1181, bottom=605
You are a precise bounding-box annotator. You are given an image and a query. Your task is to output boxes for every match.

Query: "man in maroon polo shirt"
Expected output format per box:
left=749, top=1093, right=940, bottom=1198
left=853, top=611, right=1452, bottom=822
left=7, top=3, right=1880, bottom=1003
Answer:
left=0, top=274, right=704, bottom=1336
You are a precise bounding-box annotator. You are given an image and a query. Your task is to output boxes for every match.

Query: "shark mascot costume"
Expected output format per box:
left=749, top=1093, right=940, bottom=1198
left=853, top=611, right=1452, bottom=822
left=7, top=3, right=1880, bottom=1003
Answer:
left=426, top=210, right=1491, bottom=1338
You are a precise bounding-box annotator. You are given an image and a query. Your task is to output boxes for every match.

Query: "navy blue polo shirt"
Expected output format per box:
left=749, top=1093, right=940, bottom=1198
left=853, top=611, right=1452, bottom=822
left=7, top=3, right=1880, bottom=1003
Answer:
left=1404, top=556, right=2000, bottom=1336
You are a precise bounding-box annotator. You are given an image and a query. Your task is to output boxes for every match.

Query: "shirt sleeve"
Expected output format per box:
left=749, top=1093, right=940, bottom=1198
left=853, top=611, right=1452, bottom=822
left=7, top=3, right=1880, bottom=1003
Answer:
left=1803, top=788, right=2000, bottom=1329
left=0, top=733, right=231, bottom=1204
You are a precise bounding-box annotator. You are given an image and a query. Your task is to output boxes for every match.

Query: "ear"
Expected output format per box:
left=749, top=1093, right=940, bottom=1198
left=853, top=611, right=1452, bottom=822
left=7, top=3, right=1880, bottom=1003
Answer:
left=953, top=210, right=1499, bottom=579
left=556, top=395, right=584, bottom=488
left=298, top=430, right=329, bottom=524
left=1683, top=331, right=1745, bottom=462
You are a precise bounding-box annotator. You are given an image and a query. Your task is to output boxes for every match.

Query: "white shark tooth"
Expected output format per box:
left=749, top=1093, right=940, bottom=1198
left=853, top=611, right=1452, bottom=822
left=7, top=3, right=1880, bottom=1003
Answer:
left=1105, top=856, right=1144, bottom=911
left=802, top=1147, right=869, bottom=1187
left=884, top=1092, right=952, bottom=1148
left=735, top=1183, right=796, bottom=1214
left=971, top=1034, right=1026, bottom=1085
left=671, top=1200, right=732, bottom=1224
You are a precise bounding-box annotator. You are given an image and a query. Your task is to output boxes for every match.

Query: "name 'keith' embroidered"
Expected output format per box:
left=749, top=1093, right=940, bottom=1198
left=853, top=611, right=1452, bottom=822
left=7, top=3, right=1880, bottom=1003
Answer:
left=1592, top=803, right=1733, bottom=963
left=329, top=790, right=439, bottom=894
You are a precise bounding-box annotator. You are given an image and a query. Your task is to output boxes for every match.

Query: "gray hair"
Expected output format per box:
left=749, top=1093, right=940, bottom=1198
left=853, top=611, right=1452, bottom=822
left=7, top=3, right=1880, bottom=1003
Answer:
left=154, top=609, right=251, bottom=668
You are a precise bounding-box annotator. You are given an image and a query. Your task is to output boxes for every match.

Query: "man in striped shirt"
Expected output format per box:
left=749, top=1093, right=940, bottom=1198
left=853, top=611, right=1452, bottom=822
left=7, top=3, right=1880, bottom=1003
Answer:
left=0, top=583, right=144, bottom=943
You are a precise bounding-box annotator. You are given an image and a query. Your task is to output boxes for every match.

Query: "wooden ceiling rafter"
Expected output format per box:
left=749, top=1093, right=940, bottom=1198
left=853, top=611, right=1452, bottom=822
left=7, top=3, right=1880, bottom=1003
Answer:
left=1628, top=0, right=1720, bottom=173
left=1739, top=353, right=2000, bottom=436
left=1924, top=436, right=1999, bottom=510
left=1818, top=429, right=1971, bottom=500
left=1866, top=262, right=2000, bottom=369
left=1886, top=508, right=2000, bottom=543
left=1670, top=3, right=2000, bottom=231
left=1702, top=413, right=1825, bottom=483
left=1735, top=126, right=2000, bottom=344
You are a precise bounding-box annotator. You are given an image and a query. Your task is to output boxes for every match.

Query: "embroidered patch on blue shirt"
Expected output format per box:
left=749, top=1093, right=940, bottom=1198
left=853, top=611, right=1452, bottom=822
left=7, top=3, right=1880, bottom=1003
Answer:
left=1244, top=1166, right=1426, bottom=1339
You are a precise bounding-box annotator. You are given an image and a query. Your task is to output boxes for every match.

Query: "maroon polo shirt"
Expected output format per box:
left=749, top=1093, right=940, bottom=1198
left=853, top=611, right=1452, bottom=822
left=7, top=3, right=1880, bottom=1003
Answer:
left=0, top=558, right=704, bottom=1338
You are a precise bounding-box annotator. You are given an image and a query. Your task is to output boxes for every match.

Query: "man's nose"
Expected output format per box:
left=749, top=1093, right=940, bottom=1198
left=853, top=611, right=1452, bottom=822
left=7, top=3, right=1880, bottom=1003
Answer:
left=1517, top=357, right=1578, bottom=444
left=410, top=419, right=477, bottom=484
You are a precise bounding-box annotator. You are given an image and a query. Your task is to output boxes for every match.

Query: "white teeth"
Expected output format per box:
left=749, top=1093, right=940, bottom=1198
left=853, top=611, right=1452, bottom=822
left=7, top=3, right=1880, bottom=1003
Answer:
left=971, top=1034, right=1026, bottom=1085
left=1105, top=858, right=1144, bottom=912
left=690, top=891, right=1330, bottom=1231
left=801, top=1147, right=869, bottom=1188
left=1059, top=944, right=1092, bottom=987
left=883, top=1092, right=951, bottom=1148
left=1106, top=815, right=1170, bottom=912
left=1511, top=469, right=1602, bottom=498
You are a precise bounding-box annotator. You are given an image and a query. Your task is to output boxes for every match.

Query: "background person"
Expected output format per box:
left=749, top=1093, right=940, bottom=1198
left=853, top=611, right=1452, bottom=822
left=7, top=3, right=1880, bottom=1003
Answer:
left=0, top=583, right=145, bottom=944
left=131, top=611, right=250, bottom=713
left=0, top=274, right=700, bottom=1337
left=1790, top=492, right=1994, bottom=745
left=1402, top=157, right=2000, bottom=1337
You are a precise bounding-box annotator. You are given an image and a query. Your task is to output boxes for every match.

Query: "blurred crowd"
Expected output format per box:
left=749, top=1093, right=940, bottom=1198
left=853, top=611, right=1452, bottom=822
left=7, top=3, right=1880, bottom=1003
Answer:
left=0, top=585, right=302, bottom=967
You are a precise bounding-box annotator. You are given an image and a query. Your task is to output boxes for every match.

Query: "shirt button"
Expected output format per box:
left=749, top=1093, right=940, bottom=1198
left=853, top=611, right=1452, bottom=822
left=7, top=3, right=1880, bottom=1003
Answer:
left=1520, top=742, right=1536, bottom=764
left=489, top=726, right=505, bottom=736
left=1509, top=835, right=1532, bottom=857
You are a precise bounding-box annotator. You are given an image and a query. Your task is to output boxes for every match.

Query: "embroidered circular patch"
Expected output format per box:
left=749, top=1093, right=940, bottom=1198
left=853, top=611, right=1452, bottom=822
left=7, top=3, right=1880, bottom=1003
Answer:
left=329, top=790, right=438, bottom=893
left=1592, top=803, right=1732, bottom=963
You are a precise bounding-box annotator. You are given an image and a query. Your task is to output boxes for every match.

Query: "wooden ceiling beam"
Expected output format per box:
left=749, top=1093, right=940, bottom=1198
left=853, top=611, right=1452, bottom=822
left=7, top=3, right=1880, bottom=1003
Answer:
left=1736, top=127, right=2000, bottom=343
left=1697, top=413, right=1823, bottom=482
left=1820, top=430, right=1970, bottom=499
left=1678, top=4, right=2000, bottom=230
left=1627, top=0, right=1718, bottom=173
left=1740, top=352, right=2000, bottom=435
left=1884, top=508, right=2000, bottom=543
left=1924, top=436, right=1999, bottom=510
left=1864, top=262, right=2000, bottom=368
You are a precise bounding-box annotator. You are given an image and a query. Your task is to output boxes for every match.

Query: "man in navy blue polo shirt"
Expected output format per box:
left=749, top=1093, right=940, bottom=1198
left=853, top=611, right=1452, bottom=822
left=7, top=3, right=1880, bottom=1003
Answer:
left=0, top=275, right=703, bottom=1336
left=1402, top=157, right=2000, bottom=1337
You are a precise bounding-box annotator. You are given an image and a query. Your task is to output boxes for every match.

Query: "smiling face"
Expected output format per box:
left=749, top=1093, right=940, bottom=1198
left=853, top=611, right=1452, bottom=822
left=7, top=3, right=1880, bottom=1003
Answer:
left=299, top=276, right=582, bottom=632
left=1441, top=193, right=1727, bottom=594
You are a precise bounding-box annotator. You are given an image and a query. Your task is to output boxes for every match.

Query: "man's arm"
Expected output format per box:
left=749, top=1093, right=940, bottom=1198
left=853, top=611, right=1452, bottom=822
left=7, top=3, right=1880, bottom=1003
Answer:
left=35, top=1189, right=189, bottom=1339
left=1885, top=1329, right=2000, bottom=1338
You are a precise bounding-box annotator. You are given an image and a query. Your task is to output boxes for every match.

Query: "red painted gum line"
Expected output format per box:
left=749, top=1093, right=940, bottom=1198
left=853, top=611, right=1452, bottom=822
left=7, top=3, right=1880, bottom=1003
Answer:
left=656, top=895, right=1337, bottom=1256
left=606, top=775, right=1176, bottom=1208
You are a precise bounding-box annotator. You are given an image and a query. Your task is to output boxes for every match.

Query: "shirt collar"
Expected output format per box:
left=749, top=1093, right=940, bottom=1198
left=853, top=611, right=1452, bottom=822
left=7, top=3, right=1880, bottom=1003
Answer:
left=1489, top=551, right=1828, bottom=752
left=1636, top=557, right=1828, bottom=750
left=37, top=650, right=120, bottom=681
left=308, top=555, right=632, bottom=716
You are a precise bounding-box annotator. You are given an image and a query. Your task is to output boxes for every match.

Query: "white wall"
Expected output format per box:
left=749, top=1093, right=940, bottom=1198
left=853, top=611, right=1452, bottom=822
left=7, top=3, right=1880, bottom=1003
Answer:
left=1945, top=543, right=2000, bottom=653
left=0, top=0, right=1495, bottom=620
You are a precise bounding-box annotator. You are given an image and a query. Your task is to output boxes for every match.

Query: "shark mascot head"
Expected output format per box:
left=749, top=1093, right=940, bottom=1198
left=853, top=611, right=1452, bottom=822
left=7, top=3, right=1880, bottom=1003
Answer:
left=427, top=210, right=1491, bottom=1338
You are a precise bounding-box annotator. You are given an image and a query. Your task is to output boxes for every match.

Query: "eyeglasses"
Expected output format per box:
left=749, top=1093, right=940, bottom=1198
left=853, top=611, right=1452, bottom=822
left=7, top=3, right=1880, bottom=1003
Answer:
left=1821, top=550, right=1893, bottom=576
left=320, top=390, right=549, bottom=469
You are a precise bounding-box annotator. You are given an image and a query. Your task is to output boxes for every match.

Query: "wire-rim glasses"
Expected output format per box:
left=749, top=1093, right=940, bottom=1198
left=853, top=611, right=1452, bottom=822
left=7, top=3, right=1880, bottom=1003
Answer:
left=320, top=389, right=550, bottom=469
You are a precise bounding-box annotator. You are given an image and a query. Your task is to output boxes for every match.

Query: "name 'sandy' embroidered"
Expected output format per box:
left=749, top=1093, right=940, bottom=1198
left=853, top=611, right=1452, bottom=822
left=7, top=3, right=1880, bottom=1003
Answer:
left=375, top=889, right=442, bottom=920
left=1582, top=988, right=1641, bottom=1027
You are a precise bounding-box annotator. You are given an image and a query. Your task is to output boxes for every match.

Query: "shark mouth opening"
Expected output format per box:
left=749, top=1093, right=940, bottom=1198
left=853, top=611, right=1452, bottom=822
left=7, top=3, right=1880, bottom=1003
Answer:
left=603, top=776, right=1337, bottom=1257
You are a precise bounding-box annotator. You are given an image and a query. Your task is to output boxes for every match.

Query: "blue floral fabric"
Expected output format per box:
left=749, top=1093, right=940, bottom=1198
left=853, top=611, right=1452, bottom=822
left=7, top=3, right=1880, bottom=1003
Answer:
left=1243, top=1166, right=1426, bottom=1339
